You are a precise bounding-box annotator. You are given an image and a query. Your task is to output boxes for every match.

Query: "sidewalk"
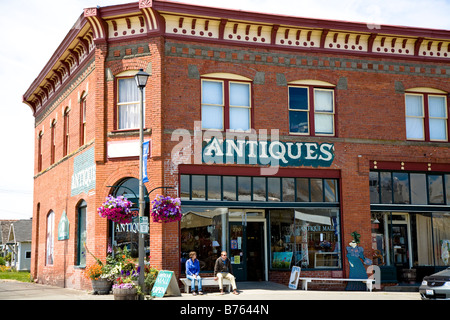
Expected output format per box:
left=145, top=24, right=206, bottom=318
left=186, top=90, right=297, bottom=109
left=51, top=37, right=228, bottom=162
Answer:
left=0, top=280, right=420, bottom=300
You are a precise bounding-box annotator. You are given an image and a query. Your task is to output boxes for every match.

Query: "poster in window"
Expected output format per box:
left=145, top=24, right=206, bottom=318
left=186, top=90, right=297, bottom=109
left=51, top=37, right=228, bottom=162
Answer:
left=272, top=252, right=293, bottom=269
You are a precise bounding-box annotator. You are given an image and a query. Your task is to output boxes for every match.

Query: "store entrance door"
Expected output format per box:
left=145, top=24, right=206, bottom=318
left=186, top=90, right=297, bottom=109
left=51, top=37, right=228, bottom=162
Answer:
left=229, top=209, right=267, bottom=282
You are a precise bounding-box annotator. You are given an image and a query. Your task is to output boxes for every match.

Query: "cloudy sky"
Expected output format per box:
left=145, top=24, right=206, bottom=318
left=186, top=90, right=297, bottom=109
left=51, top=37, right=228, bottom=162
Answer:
left=1, top=0, right=449, bottom=220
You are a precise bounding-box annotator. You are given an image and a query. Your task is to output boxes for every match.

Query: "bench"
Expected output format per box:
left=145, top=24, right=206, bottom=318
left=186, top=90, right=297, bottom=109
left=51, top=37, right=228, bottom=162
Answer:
left=299, top=277, right=375, bottom=292
left=180, top=277, right=232, bottom=293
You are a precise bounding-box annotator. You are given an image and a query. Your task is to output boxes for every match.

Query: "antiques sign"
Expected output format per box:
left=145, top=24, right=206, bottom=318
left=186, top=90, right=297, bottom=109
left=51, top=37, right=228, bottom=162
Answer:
left=203, top=138, right=335, bottom=168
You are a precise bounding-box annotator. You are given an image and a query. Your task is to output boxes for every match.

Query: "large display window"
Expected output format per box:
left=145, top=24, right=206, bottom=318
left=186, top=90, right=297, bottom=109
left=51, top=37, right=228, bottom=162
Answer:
left=270, top=208, right=341, bottom=270
left=180, top=206, right=228, bottom=273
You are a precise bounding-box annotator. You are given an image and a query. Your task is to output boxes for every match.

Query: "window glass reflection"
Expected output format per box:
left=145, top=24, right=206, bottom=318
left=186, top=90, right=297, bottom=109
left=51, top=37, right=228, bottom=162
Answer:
left=181, top=207, right=228, bottom=273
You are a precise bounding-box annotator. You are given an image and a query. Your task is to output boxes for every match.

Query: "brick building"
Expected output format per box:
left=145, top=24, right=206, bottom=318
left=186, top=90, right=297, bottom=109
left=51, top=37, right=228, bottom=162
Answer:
left=23, top=0, right=450, bottom=291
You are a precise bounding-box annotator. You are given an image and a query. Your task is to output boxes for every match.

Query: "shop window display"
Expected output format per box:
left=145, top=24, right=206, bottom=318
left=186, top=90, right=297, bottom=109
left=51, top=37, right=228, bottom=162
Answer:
left=270, top=208, right=341, bottom=269
left=180, top=207, right=228, bottom=273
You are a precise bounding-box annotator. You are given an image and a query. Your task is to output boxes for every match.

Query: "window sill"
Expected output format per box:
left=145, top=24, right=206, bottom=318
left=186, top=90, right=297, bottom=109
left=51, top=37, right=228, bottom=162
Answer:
left=108, top=128, right=151, bottom=137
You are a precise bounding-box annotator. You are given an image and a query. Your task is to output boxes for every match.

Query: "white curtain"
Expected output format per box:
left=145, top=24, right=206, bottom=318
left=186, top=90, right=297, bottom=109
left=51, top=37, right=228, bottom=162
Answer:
left=229, top=83, right=250, bottom=131
left=429, top=96, right=447, bottom=140
left=314, top=90, right=333, bottom=134
left=46, top=211, right=54, bottom=265
left=405, top=95, right=424, bottom=139
left=202, top=81, right=224, bottom=129
left=118, top=78, right=141, bottom=129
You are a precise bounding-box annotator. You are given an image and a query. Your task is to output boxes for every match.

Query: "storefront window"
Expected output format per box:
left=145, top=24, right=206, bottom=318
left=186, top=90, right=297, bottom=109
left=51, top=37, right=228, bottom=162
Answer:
left=282, top=178, right=295, bottom=202
left=207, top=175, right=221, bottom=200
left=428, top=175, right=444, bottom=204
left=380, top=172, right=392, bottom=204
left=223, top=176, right=236, bottom=201
left=432, top=212, right=450, bottom=266
left=253, top=177, right=266, bottom=201
left=238, top=177, right=251, bottom=201
left=411, top=213, right=433, bottom=266
left=270, top=208, right=341, bottom=270
left=192, top=175, right=206, bottom=200
left=180, top=175, right=190, bottom=200
left=372, top=211, right=450, bottom=268
left=180, top=206, right=228, bottom=273
left=393, top=172, right=409, bottom=204
left=369, top=172, right=380, bottom=204
left=268, top=178, right=281, bottom=202
left=310, top=179, right=323, bottom=202
left=324, top=179, right=338, bottom=202
left=410, top=173, right=427, bottom=204
left=180, top=174, right=339, bottom=204
left=296, top=178, right=309, bottom=202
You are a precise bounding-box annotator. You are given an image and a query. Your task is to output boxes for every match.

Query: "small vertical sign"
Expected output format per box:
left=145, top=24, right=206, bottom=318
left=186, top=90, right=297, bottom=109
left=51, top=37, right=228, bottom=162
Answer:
left=288, top=266, right=301, bottom=289
left=142, top=140, right=150, bottom=183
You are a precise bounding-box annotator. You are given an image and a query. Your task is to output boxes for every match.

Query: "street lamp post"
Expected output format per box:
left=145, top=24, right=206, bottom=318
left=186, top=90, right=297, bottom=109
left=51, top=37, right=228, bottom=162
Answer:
left=134, top=69, right=150, bottom=295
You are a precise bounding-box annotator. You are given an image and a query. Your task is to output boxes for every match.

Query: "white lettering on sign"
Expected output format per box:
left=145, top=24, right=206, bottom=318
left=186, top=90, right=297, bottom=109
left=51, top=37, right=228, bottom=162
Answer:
left=115, top=222, right=139, bottom=233
left=71, top=165, right=96, bottom=191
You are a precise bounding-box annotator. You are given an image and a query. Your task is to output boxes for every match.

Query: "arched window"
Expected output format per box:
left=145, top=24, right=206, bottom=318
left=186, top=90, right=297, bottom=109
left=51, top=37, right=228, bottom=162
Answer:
left=50, top=119, right=56, bottom=165
left=80, top=91, right=87, bottom=146
left=201, top=73, right=252, bottom=131
left=405, top=87, right=448, bottom=142
left=110, top=177, right=149, bottom=259
left=46, top=211, right=55, bottom=265
left=63, top=107, right=70, bottom=157
left=37, top=131, right=43, bottom=172
left=76, top=201, right=87, bottom=266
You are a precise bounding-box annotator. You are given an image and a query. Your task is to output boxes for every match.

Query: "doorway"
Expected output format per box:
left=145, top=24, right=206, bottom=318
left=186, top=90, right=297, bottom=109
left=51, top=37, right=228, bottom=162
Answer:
left=229, top=209, right=267, bottom=282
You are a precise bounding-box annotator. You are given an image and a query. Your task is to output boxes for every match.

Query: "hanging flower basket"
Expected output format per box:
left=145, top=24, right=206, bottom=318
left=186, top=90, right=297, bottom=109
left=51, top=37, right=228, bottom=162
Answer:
left=98, top=195, right=135, bottom=224
left=151, top=195, right=182, bottom=223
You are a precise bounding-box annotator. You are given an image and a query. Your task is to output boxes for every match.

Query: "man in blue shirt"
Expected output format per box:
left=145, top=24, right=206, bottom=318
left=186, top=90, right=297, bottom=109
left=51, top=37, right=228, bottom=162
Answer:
left=185, top=251, right=203, bottom=295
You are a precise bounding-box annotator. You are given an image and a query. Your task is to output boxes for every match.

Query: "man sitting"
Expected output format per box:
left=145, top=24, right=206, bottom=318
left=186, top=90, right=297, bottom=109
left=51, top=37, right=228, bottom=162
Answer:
left=214, top=251, right=239, bottom=295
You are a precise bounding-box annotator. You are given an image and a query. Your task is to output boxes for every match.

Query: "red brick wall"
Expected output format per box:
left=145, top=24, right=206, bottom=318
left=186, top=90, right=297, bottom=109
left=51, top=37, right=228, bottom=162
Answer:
left=31, top=31, right=449, bottom=289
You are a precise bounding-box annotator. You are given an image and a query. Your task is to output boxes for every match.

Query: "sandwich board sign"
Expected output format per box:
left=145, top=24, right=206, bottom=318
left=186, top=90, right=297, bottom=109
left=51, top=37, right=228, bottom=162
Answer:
left=288, top=266, right=301, bottom=289
left=151, top=270, right=181, bottom=297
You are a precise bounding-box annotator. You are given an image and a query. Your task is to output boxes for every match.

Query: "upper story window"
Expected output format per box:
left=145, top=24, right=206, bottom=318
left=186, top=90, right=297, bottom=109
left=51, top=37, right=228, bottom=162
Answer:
left=288, top=80, right=336, bottom=136
left=37, top=131, right=43, bottom=172
left=117, top=76, right=142, bottom=130
left=201, top=73, right=252, bottom=131
left=405, top=88, right=448, bottom=142
left=80, top=93, right=87, bottom=146
left=63, top=107, right=70, bottom=157
left=50, top=119, right=56, bottom=165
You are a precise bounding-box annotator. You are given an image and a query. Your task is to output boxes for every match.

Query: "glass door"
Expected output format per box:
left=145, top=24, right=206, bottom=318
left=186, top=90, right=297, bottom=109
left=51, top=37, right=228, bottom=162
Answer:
left=228, top=209, right=267, bottom=281
left=389, top=213, right=412, bottom=268
left=229, top=222, right=246, bottom=281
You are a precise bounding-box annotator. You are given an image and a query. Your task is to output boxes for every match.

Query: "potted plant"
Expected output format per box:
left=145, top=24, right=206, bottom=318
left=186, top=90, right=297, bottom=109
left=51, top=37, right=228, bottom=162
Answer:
left=83, top=263, right=113, bottom=295
left=83, top=243, right=115, bottom=295
left=144, top=265, right=159, bottom=295
left=150, top=195, right=182, bottom=223
left=113, top=275, right=141, bottom=300
left=98, top=195, right=135, bottom=224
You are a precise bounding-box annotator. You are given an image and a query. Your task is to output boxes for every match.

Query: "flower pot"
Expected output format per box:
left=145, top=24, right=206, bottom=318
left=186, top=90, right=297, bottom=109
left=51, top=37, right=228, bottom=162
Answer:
left=113, top=287, right=137, bottom=300
left=91, top=278, right=113, bottom=295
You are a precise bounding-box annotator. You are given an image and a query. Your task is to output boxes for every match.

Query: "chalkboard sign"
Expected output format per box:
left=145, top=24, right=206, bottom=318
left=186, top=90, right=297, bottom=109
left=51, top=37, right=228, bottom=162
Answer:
left=151, top=270, right=181, bottom=297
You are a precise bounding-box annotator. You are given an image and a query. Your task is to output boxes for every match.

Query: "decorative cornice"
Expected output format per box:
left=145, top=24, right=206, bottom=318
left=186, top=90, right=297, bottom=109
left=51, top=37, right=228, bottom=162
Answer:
left=23, top=0, right=450, bottom=118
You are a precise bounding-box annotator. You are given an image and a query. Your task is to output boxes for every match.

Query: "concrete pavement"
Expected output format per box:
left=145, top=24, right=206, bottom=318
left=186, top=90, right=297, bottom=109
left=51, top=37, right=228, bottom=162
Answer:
left=0, top=279, right=420, bottom=300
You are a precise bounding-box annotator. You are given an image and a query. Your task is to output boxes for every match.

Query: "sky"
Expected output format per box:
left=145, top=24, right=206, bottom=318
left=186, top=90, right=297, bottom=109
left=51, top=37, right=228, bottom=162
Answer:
left=0, top=0, right=450, bottom=220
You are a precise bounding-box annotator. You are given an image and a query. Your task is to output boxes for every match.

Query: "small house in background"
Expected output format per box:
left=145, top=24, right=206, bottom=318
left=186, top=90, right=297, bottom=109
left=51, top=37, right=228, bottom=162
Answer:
left=6, top=220, right=32, bottom=271
left=0, top=220, right=16, bottom=260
